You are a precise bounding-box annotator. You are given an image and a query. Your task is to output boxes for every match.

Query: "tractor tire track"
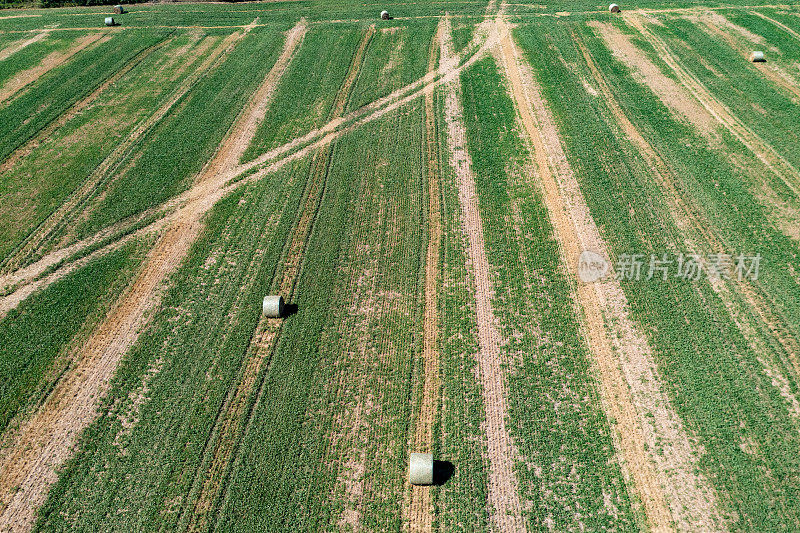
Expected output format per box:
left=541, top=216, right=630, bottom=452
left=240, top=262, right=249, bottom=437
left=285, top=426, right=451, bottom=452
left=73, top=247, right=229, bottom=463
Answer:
left=574, top=33, right=734, bottom=531
left=0, top=17, right=498, bottom=321
left=581, top=25, right=800, bottom=422
left=0, top=34, right=175, bottom=176
left=0, top=31, right=48, bottom=62
left=751, top=10, right=800, bottom=42
left=0, top=20, right=262, bottom=533
left=443, top=15, right=526, bottom=532
left=408, top=17, right=444, bottom=533
left=178, top=20, right=309, bottom=531
left=614, top=14, right=800, bottom=381
left=0, top=34, right=188, bottom=273
left=495, top=14, right=676, bottom=532
left=623, top=12, right=800, bottom=198
left=181, top=22, right=375, bottom=533
left=693, top=12, right=800, bottom=103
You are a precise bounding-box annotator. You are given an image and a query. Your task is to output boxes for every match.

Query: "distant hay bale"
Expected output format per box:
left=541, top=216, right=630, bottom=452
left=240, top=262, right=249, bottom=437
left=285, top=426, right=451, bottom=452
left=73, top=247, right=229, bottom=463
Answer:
left=609, top=3, right=620, bottom=13
left=750, top=51, right=765, bottom=62
left=381, top=10, right=390, bottom=20
left=262, top=295, right=285, bottom=318
left=113, top=5, right=124, bottom=14
left=409, top=452, right=433, bottom=485
left=104, top=17, right=115, bottom=26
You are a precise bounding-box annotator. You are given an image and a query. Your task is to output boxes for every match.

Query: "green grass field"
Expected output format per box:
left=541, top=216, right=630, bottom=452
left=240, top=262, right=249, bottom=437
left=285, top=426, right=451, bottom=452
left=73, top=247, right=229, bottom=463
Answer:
left=1, top=1, right=799, bottom=531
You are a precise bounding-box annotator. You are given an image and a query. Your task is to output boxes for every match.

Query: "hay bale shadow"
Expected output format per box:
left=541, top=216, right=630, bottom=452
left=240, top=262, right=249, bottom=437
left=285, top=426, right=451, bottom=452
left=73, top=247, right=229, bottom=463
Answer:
left=433, top=460, right=454, bottom=486
left=282, top=303, right=299, bottom=318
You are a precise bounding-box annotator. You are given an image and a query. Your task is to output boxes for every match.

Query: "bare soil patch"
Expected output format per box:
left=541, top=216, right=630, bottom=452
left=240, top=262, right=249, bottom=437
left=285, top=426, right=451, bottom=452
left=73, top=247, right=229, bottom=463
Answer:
left=589, top=20, right=718, bottom=137
left=0, top=31, right=48, bottom=62
left=0, top=33, right=107, bottom=105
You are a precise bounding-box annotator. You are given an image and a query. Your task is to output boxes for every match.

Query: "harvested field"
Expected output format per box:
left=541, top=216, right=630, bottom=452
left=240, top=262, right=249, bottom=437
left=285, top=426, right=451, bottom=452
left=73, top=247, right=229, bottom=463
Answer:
left=1, top=1, right=799, bottom=531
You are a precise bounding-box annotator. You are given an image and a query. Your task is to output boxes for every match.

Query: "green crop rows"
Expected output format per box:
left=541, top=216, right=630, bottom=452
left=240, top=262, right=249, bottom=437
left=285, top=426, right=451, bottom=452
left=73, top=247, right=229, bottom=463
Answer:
left=1, top=1, right=799, bottom=531
left=514, top=14, right=800, bottom=528
left=458, top=54, right=637, bottom=530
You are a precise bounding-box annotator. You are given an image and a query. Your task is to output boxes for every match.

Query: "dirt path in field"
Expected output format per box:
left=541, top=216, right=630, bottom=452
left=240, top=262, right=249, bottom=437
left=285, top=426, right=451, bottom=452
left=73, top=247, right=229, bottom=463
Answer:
left=200, top=23, right=375, bottom=525
left=751, top=10, right=800, bottom=42
left=407, top=18, right=443, bottom=533
left=0, top=33, right=107, bottom=105
left=590, top=21, right=718, bottom=137
left=693, top=12, right=800, bottom=101
left=496, top=14, right=679, bottom=532
left=0, top=19, right=269, bottom=533
left=612, top=15, right=800, bottom=373
left=573, top=33, right=737, bottom=531
left=442, top=15, right=526, bottom=532
left=0, top=35, right=196, bottom=272
left=621, top=13, right=800, bottom=198
left=182, top=22, right=381, bottom=533
left=195, top=19, right=308, bottom=179
left=0, top=34, right=177, bottom=176
left=593, top=19, right=800, bottom=246
left=0, top=14, right=499, bottom=321
left=0, top=31, right=48, bottom=62
left=582, top=24, right=800, bottom=412
left=0, top=14, right=41, bottom=21
left=0, top=212, right=170, bottom=317
left=0, top=35, right=223, bottom=294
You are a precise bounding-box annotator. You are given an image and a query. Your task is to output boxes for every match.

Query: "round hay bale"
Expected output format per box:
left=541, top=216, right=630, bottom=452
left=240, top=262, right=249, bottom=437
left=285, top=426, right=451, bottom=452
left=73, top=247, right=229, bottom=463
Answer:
left=409, top=452, right=433, bottom=485
left=113, top=4, right=124, bottom=14
left=609, top=3, right=620, bottom=13
left=262, top=295, right=285, bottom=318
left=381, top=10, right=390, bottom=20
left=104, top=17, right=115, bottom=26
left=750, top=51, right=765, bottom=62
